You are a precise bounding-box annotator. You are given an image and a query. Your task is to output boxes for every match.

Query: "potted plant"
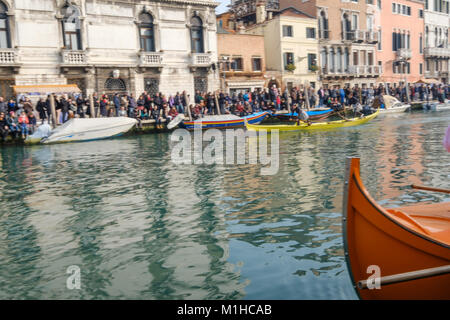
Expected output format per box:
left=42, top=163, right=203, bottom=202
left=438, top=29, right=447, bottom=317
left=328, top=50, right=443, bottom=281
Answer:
left=285, top=64, right=296, bottom=72
left=309, top=65, right=319, bottom=72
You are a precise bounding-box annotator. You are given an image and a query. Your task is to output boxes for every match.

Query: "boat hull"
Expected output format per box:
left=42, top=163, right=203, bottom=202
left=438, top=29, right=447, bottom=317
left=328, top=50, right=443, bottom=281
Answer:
left=379, top=105, right=411, bottom=114
left=180, top=112, right=270, bottom=130
left=343, top=158, right=450, bottom=300
left=246, top=111, right=379, bottom=132
left=42, top=118, right=137, bottom=144
left=275, top=109, right=334, bottom=121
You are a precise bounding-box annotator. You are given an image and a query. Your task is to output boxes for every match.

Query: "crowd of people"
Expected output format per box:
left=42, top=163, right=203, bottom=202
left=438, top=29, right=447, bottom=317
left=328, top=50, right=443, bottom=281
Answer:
left=0, top=82, right=449, bottom=142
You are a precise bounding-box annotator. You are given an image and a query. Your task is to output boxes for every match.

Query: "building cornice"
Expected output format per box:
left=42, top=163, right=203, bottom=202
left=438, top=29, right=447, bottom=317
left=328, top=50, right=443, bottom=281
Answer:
left=143, top=0, right=219, bottom=8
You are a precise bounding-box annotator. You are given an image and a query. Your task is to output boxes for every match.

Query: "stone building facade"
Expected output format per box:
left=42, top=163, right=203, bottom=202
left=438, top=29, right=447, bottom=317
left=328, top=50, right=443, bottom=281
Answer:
left=0, top=0, right=220, bottom=99
left=279, top=0, right=382, bottom=89
left=423, top=0, right=449, bottom=83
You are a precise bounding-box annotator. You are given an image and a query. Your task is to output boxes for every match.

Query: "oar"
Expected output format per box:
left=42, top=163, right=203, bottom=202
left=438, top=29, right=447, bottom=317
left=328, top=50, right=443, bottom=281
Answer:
left=358, top=265, right=450, bottom=290
left=411, top=184, right=450, bottom=194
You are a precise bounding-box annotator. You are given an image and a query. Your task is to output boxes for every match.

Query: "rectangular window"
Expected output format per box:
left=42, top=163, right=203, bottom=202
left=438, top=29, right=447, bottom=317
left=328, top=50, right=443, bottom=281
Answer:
left=308, top=53, right=317, bottom=71
left=282, top=25, right=293, bottom=37
left=419, top=35, right=423, bottom=54
left=419, top=9, right=424, bottom=18
left=378, top=29, right=382, bottom=50
left=393, top=32, right=397, bottom=51
left=419, top=63, right=423, bottom=74
left=306, top=27, right=316, bottom=39
left=377, top=0, right=382, bottom=9
left=352, top=14, right=358, bottom=29
left=252, top=57, right=262, bottom=71
left=392, top=3, right=396, bottom=13
left=284, top=52, right=294, bottom=69
left=231, top=57, right=243, bottom=71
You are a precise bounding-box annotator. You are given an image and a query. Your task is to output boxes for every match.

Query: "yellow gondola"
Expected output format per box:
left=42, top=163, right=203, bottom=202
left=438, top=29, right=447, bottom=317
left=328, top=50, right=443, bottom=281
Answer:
left=245, top=110, right=379, bottom=132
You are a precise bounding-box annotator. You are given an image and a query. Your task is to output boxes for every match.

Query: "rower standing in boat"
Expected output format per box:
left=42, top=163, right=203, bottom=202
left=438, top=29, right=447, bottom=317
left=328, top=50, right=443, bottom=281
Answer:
left=297, top=108, right=311, bottom=126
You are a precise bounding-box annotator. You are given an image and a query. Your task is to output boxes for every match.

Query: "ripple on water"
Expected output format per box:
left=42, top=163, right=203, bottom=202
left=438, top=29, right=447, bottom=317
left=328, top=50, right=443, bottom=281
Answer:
left=0, top=112, right=448, bottom=299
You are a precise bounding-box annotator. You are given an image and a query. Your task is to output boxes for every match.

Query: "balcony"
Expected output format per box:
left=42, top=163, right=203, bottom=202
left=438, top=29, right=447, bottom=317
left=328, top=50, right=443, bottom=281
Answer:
left=0, top=49, right=20, bottom=66
left=190, top=53, right=212, bottom=67
left=424, top=47, right=450, bottom=58
left=425, top=70, right=449, bottom=78
left=321, top=66, right=354, bottom=78
left=139, top=52, right=164, bottom=67
left=396, top=48, right=412, bottom=60
left=366, top=31, right=379, bottom=44
left=322, top=65, right=381, bottom=78
left=61, top=50, right=88, bottom=65
left=343, top=30, right=366, bottom=42
left=355, top=65, right=382, bottom=77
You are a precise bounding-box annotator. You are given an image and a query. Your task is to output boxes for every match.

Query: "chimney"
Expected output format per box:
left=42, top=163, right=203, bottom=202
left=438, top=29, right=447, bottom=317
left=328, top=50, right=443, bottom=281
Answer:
left=256, top=1, right=267, bottom=24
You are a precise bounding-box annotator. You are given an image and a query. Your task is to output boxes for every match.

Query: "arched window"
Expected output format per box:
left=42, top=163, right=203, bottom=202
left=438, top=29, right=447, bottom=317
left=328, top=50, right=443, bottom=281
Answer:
left=105, top=78, right=127, bottom=93
left=190, top=16, right=204, bottom=53
left=337, top=48, right=342, bottom=72
left=319, top=11, right=329, bottom=39
left=344, top=48, right=350, bottom=72
left=435, top=27, right=438, bottom=47
left=139, top=12, right=155, bottom=52
left=342, top=13, right=352, bottom=40
left=0, top=1, right=11, bottom=49
left=61, top=5, right=82, bottom=50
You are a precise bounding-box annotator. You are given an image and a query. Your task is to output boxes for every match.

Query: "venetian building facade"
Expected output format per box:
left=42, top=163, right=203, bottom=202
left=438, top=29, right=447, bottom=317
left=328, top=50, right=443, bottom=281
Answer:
left=377, top=0, right=425, bottom=85
left=423, top=0, right=449, bottom=83
left=280, top=0, right=381, bottom=89
left=0, top=0, right=220, bottom=99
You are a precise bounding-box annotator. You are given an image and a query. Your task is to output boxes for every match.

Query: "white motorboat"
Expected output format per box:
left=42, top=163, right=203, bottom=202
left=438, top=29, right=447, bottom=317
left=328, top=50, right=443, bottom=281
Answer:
left=41, top=117, right=137, bottom=144
left=379, top=95, right=411, bottom=114
left=423, top=100, right=450, bottom=112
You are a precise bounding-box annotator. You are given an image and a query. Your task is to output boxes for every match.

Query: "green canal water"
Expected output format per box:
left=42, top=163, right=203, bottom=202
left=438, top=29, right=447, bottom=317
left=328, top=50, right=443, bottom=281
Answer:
left=0, top=111, right=449, bottom=300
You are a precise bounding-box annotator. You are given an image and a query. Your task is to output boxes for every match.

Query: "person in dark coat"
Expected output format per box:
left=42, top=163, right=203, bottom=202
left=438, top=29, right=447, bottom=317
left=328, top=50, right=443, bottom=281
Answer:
left=36, top=98, right=48, bottom=124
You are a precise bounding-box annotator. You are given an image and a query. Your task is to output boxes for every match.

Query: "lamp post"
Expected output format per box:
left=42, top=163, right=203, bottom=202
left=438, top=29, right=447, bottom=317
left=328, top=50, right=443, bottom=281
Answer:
left=219, top=56, right=230, bottom=94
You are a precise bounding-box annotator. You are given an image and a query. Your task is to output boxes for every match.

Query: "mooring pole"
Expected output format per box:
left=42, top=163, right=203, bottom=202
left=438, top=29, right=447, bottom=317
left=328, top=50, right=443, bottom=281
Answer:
left=49, top=94, right=57, bottom=128
left=214, top=91, right=221, bottom=115
left=184, top=92, right=193, bottom=121
left=304, top=81, right=311, bottom=111
left=89, top=94, right=95, bottom=119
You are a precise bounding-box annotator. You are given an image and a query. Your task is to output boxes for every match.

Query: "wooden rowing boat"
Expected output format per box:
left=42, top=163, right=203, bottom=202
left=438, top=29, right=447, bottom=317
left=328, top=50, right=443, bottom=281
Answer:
left=245, top=110, right=379, bottom=132
left=343, top=158, right=450, bottom=300
left=180, top=111, right=270, bottom=130
left=274, top=109, right=334, bottom=121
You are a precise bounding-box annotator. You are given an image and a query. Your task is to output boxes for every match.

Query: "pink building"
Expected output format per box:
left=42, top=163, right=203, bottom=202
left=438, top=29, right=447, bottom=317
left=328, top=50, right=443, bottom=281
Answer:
left=378, top=0, right=425, bottom=86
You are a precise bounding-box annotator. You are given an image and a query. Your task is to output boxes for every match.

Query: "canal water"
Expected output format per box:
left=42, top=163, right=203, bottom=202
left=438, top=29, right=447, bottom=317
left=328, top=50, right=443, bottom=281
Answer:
left=0, top=111, right=449, bottom=300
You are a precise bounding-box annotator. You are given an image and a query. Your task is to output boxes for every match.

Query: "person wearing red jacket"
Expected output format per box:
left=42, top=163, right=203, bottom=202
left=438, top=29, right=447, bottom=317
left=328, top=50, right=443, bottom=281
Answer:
left=18, top=111, right=29, bottom=138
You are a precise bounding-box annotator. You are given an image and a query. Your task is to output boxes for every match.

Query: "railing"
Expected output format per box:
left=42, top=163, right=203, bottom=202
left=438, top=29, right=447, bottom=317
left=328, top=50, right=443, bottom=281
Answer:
left=319, top=30, right=330, bottom=40
left=322, top=66, right=353, bottom=75
left=0, top=49, right=19, bottom=64
left=396, top=48, right=412, bottom=60
left=139, top=52, right=163, bottom=66
left=61, top=50, right=88, bottom=64
left=322, top=65, right=381, bottom=77
left=424, top=47, right=450, bottom=58
left=191, top=53, right=211, bottom=66
left=366, top=31, right=379, bottom=43
left=354, top=30, right=366, bottom=42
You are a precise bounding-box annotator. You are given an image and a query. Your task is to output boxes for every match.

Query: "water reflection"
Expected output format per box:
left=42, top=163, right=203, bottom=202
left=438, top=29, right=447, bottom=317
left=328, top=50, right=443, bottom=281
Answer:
left=0, top=112, right=449, bottom=299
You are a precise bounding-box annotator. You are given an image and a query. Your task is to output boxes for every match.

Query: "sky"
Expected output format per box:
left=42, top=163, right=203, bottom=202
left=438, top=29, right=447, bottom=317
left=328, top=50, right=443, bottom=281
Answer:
left=215, top=0, right=230, bottom=14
